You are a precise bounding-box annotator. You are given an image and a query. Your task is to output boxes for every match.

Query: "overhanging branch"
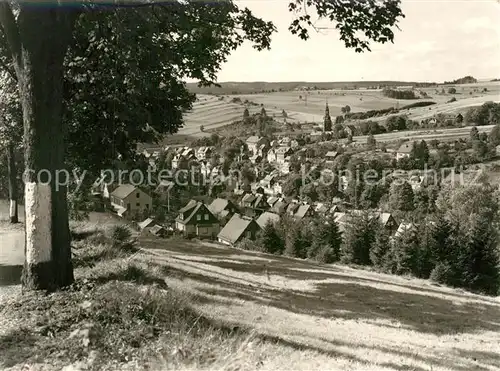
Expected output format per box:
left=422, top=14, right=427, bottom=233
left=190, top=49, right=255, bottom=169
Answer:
left=0, top=3, right=22, bottom=76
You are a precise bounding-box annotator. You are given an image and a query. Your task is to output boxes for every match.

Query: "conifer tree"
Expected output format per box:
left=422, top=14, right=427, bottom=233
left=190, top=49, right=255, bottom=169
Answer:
left=260, top=220, right=284, bottom=255
left=340, top=212, right=375, bottom=265
left=323, top=103, right=333, bottom=132
left=370, top=225, right=392, bottom=271
left=243, top=107, right=250, bottom=121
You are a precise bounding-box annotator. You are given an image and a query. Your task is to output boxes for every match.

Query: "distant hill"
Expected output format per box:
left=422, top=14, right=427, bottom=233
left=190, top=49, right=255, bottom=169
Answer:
left=444, top=76, right=478, bottom=85
left=186, top=80, right=437, bottom=95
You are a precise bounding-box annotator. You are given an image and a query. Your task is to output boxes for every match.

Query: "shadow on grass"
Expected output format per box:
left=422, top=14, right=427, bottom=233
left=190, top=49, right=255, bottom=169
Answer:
left=140, top=235, right=500, bottom=304
left=0, top=264, right=22, bottom=286
left=0, top=328, right=38, bottom=368
left=94, top=263, right=168, bottom=289
left=164, top=260, right=500, bottom=336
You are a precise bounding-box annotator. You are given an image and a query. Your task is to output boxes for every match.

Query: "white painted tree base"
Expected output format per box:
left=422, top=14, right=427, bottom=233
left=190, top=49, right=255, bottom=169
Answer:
left=25, top=182, right=52, bottom=264
left=9, top=199, right=16, bottom=218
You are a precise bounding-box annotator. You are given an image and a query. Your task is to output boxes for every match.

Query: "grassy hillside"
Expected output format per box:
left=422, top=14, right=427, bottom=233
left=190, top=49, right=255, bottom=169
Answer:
left=2, top=227, right=499, bottom=370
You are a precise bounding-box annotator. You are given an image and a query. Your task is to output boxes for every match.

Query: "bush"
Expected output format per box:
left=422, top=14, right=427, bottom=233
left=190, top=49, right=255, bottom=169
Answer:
left=312, top=245, right=338, bottom=264
left=430, top=262, right=456, bottom=286
left=237, top=238, right=264, bottom=252
left=111, top=225, right=136, bottom=252
left=400, top=101, right=436, bottom=110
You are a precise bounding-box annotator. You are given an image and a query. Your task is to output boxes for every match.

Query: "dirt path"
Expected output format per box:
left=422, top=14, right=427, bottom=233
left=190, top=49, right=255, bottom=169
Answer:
left=137, top=236, right=500, bottom=371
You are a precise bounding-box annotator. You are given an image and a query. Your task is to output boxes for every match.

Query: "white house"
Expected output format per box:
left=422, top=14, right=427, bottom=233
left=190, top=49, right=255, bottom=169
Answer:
left=396, top=142, right=413, bottom=160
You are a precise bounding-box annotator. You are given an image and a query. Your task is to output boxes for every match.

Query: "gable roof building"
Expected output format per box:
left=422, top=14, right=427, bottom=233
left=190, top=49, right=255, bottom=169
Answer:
left=396, top=142, right=413, bottom=160
left=217, top=214, right=262, bottom=246
left=138, top=218, right=155, bottom=230
left=175, top=200, right=220, bottom=239
left=294, top=204, right=314, bottom=220
left=208, top=198, right=239, bottom=222
left=256, top=211, right=281, bottom=229
left=110, top=185, right=152, bottom=220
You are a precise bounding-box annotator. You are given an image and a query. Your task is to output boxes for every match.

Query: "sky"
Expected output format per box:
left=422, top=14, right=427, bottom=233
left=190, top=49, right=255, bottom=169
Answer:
left=210, top=0, right=500, bottom=83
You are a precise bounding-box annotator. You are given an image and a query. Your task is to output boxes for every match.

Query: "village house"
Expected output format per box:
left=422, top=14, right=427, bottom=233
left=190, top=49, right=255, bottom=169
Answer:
left=325, top=151, right=338, bottom=165
left=150, top=225, right=168, bottom=238
left=270, top=199, right=289, bottom=215
left=110, top=184, right=152, bottom=220
left=246, top=136, right=266, bottom=155
left=296, top=204, right=314, bottom=220
left=377, top=212, right=398, bottom=235
left=217, top=214, right=262, bottom=246
left=208, top=198, right=239, bottom=225
left=138, top=217, right=156, bottom=231
left=395, top=222, right=417, bottom=238
left=396, top=142, right=413, bottom=160
left=175, top=200, right=220, bottom=239
left=195, top=146, right=213, bottom=161
left=171, top=154, right=184, bottom=170
left=266, top=196, right=279, bottom=208
left=240, top=193, right=269, bottom=217
left=181, top=147, right=195, bottom=158
left=314, top=203, right=329, bottom=214
left=266, top=146, right=293, bottom=164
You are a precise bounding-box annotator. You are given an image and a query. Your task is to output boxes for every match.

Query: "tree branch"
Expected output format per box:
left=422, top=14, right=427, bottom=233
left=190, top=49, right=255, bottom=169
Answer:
left=0, top=3, right=23, bottom=76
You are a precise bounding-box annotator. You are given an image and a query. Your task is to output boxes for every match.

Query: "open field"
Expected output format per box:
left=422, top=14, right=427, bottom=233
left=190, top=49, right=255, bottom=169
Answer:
left=178, top=95, right=288, bottom=137
left=137, top=236, right=500, bottom=371
left=352, top=124, right=495, bottom=145
left=179, top=81, right=500, bottom=137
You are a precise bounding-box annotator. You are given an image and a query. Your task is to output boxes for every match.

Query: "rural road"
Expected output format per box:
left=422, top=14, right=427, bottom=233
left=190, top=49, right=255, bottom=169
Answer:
left=0, top=205, right=24, bottom=287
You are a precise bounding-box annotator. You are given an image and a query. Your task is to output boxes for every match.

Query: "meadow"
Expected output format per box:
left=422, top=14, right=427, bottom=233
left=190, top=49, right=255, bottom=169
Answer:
left=2, top=226, right=499, bottom=370
left=178, top=81, right=500, bottom=138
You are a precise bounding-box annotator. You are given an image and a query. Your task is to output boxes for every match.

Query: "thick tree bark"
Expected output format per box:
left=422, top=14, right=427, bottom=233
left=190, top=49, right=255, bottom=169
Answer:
left=7, top=141, right=18, bottom=223
left=0, top=4, right=79, bottom=291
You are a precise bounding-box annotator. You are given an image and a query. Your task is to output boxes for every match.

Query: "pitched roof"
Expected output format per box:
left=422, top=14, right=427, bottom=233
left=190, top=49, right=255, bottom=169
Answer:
left=271, top=200, right=288, bottom=214
left=208, top=198, right=231, bottom=215
left=111, top=184, right=138, bottom=199
left=295, top=204, right=312, bottom=219
left=287, top=203, right=300, bottom=214
left=334, top=212, right=347, bottom=224
left=395, top=222, right=417, bottom=237
left=267, top=197, right=279, bottom=207
left=246, top=136, right=261, bottom=144
left=397, top=142, right=413, bottom=154
left=177, top=201, right=211, bottom=224
left=325, top=151, right=338, bottom=158
left=178, top=199, right=198, bottom=214
left=138, top=218, right=155, bottom=230
left=217, top=214, right=257, bottom=244
left=276, top=147, right=291, bottom=154
left=242, top=193, right=256, bottom=204
left=315, top=203, right=328, bottom=213
left=256, top=212, right=280, bottom=228
left=379, top=212, right=394, bottom=226
left=150, top=225, right=166, bottom=235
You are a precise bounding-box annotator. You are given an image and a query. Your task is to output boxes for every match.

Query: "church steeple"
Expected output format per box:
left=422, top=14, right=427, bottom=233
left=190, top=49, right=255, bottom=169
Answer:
left=323, top=102, right=332, bottom=132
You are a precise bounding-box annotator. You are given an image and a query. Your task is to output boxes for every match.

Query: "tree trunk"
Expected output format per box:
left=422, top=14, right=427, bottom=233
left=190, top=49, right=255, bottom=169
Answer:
left=0, top=4, right=79, bottom=291
left=7, top=141, right=18, bottom=223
